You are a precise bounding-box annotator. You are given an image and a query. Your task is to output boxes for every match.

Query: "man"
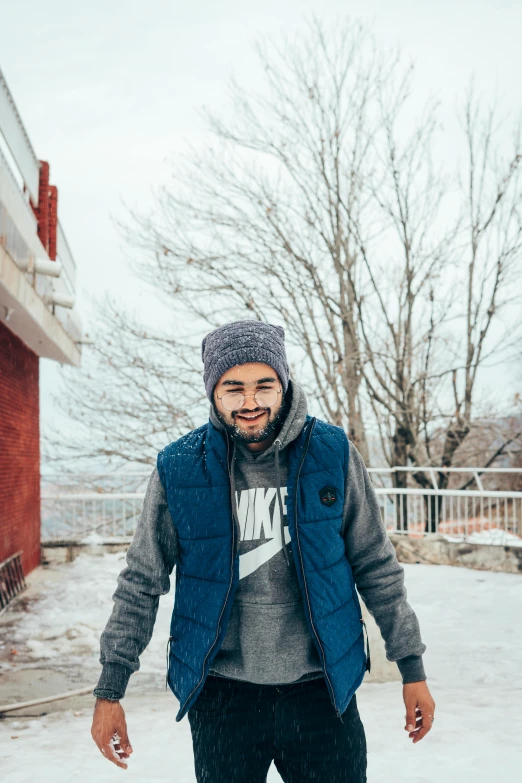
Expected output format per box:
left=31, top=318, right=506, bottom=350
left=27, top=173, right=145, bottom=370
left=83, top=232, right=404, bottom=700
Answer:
left=91, top=320, right=435, bottom=782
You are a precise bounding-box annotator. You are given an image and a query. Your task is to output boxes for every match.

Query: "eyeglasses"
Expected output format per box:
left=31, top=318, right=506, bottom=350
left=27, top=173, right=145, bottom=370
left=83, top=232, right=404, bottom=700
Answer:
left=216, top=387, right=282, bottom=412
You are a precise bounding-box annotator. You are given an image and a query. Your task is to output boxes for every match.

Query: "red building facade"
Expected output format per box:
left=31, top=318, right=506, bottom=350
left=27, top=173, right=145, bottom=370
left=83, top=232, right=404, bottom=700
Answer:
left=0, top=320, right=41, bottom=574
left=0, top=68, right=82, bottom=578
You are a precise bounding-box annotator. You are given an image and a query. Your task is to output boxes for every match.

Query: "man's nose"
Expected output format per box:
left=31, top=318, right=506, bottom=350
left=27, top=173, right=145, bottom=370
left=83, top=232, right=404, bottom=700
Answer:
left=240, top=392, right=260, bottom=411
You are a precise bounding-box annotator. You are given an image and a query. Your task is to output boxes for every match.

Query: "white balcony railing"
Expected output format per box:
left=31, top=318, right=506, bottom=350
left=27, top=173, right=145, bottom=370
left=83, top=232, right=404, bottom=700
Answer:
left=0, top=67, right=81, bottom=349
left=0, top=69, right=40, bottom=201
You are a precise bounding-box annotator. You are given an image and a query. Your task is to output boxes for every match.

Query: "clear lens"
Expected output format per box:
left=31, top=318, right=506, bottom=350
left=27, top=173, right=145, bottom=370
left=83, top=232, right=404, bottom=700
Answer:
left=221, top=391, right=245, bottom=411
left=254, top=389, right=278, bottom=408
left=220, top=388, right=279, bottom=411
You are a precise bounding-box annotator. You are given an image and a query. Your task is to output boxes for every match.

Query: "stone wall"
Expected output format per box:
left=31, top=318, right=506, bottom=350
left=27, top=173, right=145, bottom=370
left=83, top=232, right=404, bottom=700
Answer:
left=390, top=533, right=522, bottom=574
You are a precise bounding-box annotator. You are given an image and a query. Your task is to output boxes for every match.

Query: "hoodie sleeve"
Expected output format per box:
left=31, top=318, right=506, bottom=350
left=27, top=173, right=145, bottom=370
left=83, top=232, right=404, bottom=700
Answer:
left=93, top=467, right=178, bottom=700
left=342, top=443, right=427, bottom=684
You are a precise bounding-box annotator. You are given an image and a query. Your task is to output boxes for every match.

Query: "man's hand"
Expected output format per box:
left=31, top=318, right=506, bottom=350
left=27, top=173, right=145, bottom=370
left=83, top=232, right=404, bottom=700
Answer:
left=403, top=681, right=436, bottom=744
left=91, top=698, right=133, bottom=769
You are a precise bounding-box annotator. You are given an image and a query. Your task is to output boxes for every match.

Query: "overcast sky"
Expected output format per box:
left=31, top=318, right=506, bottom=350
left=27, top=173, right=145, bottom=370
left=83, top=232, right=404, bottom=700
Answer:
left=1, top=0, right=521, bottom=435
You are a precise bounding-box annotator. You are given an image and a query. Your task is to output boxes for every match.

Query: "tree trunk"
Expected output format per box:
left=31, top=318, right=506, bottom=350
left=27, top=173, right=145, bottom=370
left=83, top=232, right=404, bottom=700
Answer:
left=346, top=402, right=368, bottom=464
left=342, top=311, right=369, bottom=463
left=391, top=426, right=411, bottom=531
left=424, top=495, right=441, bottom=534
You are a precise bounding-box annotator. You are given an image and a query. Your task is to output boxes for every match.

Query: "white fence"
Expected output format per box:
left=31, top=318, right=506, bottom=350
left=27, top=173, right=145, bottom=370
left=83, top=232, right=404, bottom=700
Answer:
left=41, top=492, right=145, bottom=541
left=41, top=470, right=522, bottom=546
left=367, top=466, right=522, bottom=492
left=375, top=488, right=522, bottom=545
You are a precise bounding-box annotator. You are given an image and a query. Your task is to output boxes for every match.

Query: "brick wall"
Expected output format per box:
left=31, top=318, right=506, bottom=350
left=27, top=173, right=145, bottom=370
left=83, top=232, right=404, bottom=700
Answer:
left=0, top=320, right=41, bottom=575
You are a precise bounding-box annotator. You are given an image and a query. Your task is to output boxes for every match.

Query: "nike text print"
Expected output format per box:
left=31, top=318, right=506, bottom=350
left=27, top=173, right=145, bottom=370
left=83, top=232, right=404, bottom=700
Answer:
left=235, top=487, right=290, bottom=579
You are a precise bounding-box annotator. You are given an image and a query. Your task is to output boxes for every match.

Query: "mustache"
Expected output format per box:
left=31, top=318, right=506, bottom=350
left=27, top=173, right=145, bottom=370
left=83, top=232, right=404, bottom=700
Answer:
left=232, top=407, right=270, bottom=418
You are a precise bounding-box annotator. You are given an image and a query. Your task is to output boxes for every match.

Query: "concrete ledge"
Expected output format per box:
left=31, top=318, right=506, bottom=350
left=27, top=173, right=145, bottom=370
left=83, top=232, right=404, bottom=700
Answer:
left=390, top=533, right=522, bottom=574
left=0, top=245, right=81, bottom=366
left=41, top=539, right=131, bottom=565
left=42, top=535, right=522, bottom=574
left=42, top=534, right=522, bottom=574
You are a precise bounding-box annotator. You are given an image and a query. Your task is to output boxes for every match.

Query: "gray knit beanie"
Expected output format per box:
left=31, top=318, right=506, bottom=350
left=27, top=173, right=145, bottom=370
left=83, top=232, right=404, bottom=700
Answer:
left=201, top=320, right=290, bottom=400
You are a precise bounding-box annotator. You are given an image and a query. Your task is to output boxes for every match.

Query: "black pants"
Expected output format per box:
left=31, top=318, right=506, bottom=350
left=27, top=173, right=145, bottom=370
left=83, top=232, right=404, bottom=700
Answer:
left=187, top=674, right=367, bottom=782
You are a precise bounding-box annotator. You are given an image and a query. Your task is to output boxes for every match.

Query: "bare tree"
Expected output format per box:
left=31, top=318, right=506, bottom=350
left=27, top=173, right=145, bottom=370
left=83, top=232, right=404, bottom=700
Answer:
left=415, top=89, right=522, bottom=523
left=455, top=413, right=522, bottom=492
left=346, top=84, right=522, bottom=527
left=437, top=90, right=522, bottom=469
left=125, top=18, right=420, bottom=463
left=343, top=75, right=457, bottom=494
left=48, top=20, right=521, bottom=486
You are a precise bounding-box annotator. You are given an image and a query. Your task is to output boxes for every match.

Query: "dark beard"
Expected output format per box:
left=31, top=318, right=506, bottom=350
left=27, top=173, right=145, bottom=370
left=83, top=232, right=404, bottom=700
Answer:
left=214, top=390, right=291, bottom=444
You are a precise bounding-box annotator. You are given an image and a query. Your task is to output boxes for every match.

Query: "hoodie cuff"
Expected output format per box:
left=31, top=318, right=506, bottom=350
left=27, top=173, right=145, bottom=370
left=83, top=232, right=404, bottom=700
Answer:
left=396, top=655, right=426, bottom=684
left=93, top=662, right=133, bottom=700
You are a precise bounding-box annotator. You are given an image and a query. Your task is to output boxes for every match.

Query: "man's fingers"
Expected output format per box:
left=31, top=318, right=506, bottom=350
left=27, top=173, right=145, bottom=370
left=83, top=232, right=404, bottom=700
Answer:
left=120, top=727, right=133, bottom=754
left=103, top=740, right=129, bottom=769
left=403, top=684, right=436, bottom=744
left=92, top=730, right=130, bottom=768
left=404, top=702, right=418, bottom=732
left=408, top=705, right=435, bottom=743
left=419, top=701, right=435, bottom=731
left=410, top=723, right=431, bottom=744
left=113, top=741, right=131, bottom=760
left=91, top=701, right=132, bottom=767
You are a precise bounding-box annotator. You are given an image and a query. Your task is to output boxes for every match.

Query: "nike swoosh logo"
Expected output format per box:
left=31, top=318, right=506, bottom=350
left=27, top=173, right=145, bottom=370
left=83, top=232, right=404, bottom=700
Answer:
left=239, top=528, right=291, bottom=579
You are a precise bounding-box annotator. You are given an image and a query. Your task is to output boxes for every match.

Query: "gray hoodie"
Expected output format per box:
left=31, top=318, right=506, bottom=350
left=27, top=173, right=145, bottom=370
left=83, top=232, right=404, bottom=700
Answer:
left=94, top=381, right=426, bottom=700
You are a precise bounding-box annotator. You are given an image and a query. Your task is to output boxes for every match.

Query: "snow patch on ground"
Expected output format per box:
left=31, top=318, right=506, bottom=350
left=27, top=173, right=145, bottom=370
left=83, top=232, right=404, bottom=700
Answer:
left=80, top=532, right=106, bottom=545
left=79, top=533, right=133, bottom=545
left=0, top=552, right=173, bottom=677
left=442, top=527, right=522, bottom=547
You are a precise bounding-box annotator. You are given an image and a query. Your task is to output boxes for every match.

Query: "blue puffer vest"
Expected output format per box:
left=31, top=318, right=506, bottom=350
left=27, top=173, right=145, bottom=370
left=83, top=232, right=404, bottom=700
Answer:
left=157, top=415, right=369, bottom=723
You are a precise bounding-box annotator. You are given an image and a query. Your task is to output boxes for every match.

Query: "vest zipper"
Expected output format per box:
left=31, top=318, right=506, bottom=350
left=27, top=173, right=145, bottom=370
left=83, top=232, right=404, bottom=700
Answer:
left=291, top=418, right=343, bottom=720
left=178, top=432, right=237, bottom=717
left=165, top=635, right=174, bottom=690
left=273, top=438, right=289, bottom=566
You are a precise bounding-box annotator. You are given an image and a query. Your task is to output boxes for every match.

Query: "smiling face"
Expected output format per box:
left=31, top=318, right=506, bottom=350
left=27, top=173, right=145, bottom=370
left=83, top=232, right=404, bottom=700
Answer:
left=213, top=362, right=285, bottom=451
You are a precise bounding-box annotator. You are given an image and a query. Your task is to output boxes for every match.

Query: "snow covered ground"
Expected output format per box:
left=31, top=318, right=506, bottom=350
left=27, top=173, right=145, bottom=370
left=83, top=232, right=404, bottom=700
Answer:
left=0, top=552, right=172, bottom=680
left=1, top=552, right=521, bottom=782
left=442, top=527, right=522, bottom=547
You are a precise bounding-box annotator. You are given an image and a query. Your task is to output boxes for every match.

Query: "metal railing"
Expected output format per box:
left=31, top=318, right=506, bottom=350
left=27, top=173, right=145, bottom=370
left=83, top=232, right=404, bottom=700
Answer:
left=41, top=492, right=145, bottom=541
left=41, top=471, right=151, bottom=494
left=41, top=472, right=150, bottom=539
left=0, top=198, right=32, bottom=269
left=0, top=69, right=40, bottom=201
left=41, top=473, right=522, bottom=546
left=367, top=466, right=522, bottom=491
left=374, top=487, right=522, bottom=544
left=0, top=552, right=26, bottom=614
